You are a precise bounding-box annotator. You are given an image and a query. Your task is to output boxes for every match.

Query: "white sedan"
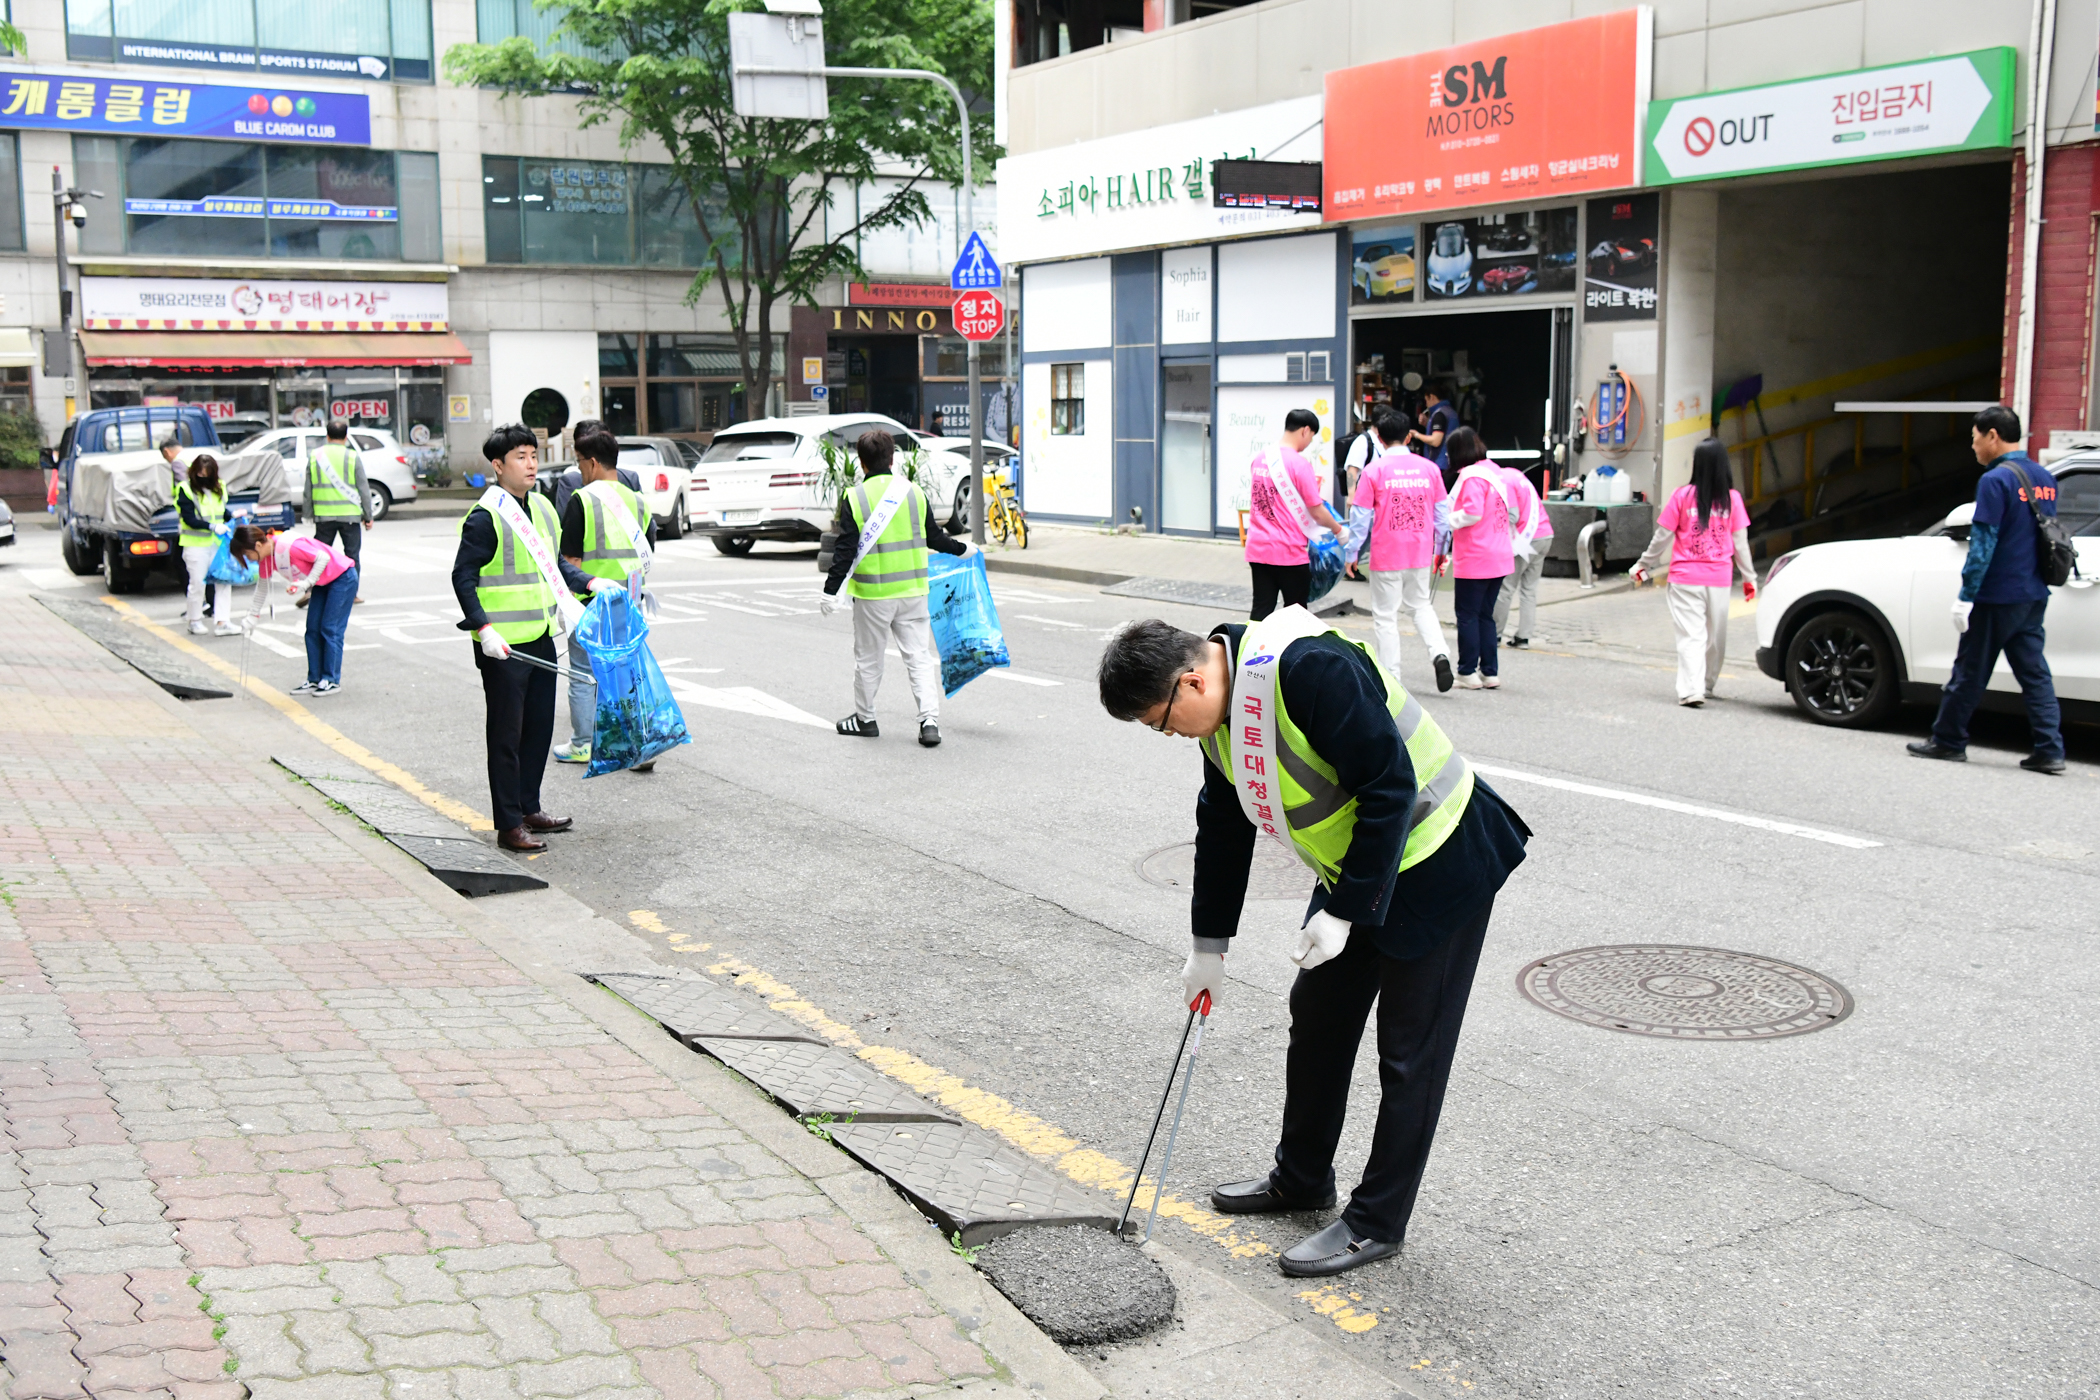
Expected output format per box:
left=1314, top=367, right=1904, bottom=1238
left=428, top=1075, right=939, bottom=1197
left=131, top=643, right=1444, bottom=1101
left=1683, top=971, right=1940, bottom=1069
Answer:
left=247, top=425, right=419, bottom=520
left=1755, top=452, right=2100, bottom=726
left=688, top=413, right=973, bottom=555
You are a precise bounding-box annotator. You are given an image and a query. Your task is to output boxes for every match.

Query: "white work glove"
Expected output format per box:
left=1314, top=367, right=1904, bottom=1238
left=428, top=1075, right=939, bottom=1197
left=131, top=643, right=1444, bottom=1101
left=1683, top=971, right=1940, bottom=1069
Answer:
left=476, top=624, right=511, bottom=660
left=1290, top=910, right=1352, bottom=971
left=240, top=612, right=260, bottom=635
left=820, top=593, right=839, bottom=617
left=1950, top=599, right=1972, bottom=634
left=1180, top=948, right=1225, bottom=1012
left=586, top=576, right=620, bottom=594
left=960, top=539, right=980, bottom=557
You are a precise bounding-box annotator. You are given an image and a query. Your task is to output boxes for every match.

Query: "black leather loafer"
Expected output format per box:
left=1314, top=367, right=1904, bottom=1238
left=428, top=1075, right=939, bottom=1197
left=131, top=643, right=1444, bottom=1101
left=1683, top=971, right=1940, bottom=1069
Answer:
left=1278, top=1219, right=1400, bottom=1278
left=2021, top=753, right=2067, bottom=775
left=1209, top=1175, right=1337, bottom=1215
left=1905, top=740, right=1966, bottom=762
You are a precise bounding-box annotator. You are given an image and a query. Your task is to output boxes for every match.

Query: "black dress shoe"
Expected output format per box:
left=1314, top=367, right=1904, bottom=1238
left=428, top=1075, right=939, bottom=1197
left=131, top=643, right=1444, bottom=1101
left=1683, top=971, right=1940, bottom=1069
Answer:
left=1209, top=1175, right=1338, bottom=1215
left=2021, top=753, right=2067, bottom=775
left=1906, top=740, right=1967, bottom=762
left=1279, top=1219, right=1400, bottom=1278
left=522, top=811, right=573, bottom=833
left=497, top=826, right=545, bottom=853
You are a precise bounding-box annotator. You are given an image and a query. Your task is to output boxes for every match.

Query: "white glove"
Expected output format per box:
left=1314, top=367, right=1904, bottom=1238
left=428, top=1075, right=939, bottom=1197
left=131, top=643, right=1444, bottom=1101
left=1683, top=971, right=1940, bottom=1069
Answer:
left=1950, top=599, right=1972, bottom=634
left=960, top=539, right=980, bottom=557
left=1180, top=949, right=1225, bottom=1011
left=240, top=612, right=259, bottom=635
left=586, top=576, right=619, bottom=594
left=476, top=624, right=511, bottom=660
left=1290, top=910, right=1352, bottom=971
left=820, top=593, right=839, bottom=617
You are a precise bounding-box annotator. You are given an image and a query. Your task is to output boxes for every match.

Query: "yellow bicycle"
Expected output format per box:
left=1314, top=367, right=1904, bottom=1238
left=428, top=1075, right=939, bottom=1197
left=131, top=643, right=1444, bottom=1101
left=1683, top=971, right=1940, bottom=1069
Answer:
left=972, top=467, right=1027, bottom=548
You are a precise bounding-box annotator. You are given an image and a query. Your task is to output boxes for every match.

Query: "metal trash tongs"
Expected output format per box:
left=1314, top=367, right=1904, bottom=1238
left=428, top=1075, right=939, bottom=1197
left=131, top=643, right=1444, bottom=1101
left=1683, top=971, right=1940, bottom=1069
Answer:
left=1117, top=989, right=1211, bottom=1245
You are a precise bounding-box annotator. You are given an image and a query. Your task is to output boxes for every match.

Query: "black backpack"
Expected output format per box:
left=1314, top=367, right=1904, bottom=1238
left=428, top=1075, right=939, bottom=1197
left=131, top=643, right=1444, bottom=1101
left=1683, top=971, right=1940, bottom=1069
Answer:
left=1998, top=459, right=2080, bottom=588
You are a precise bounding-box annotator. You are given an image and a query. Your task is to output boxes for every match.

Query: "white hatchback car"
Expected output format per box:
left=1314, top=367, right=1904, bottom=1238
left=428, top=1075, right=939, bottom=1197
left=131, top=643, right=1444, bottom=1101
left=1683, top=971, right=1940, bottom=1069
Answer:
left=689, top=414, right=970, bottom=556
left=1755, top=453, right=2100, bottom=727
left=249, top=425, right=419, bottom=520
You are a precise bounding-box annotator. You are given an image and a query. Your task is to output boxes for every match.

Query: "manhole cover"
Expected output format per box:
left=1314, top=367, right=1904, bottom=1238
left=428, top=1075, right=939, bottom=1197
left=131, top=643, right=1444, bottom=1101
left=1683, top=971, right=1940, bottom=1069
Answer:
left=1138, top=840, right=1312, bottom=903
left=1516, top=945, right=1852, bottom=1040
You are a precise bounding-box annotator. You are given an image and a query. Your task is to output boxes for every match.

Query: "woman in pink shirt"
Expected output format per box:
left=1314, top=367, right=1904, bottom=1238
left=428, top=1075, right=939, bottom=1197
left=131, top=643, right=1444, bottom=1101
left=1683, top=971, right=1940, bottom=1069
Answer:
left=1348, top=412, right=1453, bottom=691
left=230, top=525, right=360, bottom=696
left=1493, top=463, right=1552, bottom=647
left=1445, top=428, right=1518, bottom=689
left=1244, top=409, right=1346, bottom=619
left=1632, top=438, right=1756, bottom=706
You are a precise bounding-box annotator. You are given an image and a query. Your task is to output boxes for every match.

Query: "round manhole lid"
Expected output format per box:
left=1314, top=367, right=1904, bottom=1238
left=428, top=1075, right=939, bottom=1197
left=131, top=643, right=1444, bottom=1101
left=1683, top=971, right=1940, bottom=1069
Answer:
left=1138, top=840, right=1311, bottom=902
left=1516, top=945, right=1852, bottom=1040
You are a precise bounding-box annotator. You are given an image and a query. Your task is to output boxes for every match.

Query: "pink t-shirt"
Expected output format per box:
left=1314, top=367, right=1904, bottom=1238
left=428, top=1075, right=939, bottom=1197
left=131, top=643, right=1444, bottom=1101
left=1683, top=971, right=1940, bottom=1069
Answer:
left=1450, top=469, right=1515, bottom=579
left=267, top=533, right=355, bottom=589
left=1244, top=447, right=1325, bottom=566
left=1500, top=465, right=1552, bottom=540
left=1353, top=449, right=1446, bottom=572
left=1657, top=484, right=1749, bottom=587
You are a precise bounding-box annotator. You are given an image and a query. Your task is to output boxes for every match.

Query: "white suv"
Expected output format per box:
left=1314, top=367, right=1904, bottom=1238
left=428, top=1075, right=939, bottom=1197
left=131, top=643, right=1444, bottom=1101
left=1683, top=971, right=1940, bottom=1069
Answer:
left=690, top=414, right=968, bottom=556
left=251, top=426, right=419, bottom=520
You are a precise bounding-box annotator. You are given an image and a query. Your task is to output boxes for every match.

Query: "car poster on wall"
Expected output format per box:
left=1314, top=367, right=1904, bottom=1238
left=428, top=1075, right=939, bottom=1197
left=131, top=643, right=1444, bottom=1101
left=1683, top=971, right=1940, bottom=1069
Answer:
left=1350, top=225, right=1416, bottom=304
left=1421, top=207, right=1577, bottom=301
left=1583, top=193, right=1659, bottom=320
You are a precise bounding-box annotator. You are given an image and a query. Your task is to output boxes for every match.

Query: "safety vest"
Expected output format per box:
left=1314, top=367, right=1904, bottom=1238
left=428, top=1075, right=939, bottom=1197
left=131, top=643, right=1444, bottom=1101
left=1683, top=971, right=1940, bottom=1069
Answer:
left=845, top=474, right=930, bottom=600
left=308, top=443, right=363, bottom=519
left=173, top=479, right=225, bottom=549
left=1200, top=619, right=1473, bottom=886
left=576, top=480, right=648, bottom=584
left=460, top=491, right=563, bottom=644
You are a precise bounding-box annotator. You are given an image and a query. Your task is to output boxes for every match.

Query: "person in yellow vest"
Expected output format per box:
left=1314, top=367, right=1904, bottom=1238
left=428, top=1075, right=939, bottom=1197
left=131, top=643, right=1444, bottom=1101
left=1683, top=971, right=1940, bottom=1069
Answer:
left=1098, top=608, right=1529, bottom=1278
left=450, top=424, right=611, bottom=852
left=306, top=419, right=373, bottom=605
left=819, top=428, right=974, bottom=747
left=555, top=419, right=658, bottom=770
left=174, top=452, right=240, bottom=636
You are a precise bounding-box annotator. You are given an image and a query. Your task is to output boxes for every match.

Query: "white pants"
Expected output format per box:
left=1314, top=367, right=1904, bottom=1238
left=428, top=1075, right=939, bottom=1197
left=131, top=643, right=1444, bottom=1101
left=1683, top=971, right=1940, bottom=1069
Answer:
left=1367, top=567, right=1447, bottom=674
left=1666, top=583, right=1730, bottom=701
left=1495, top=548, right=1545, bottom=640
left=852, top=593, right=941, bottom=723
left=182, top=544, right=220, bottom=626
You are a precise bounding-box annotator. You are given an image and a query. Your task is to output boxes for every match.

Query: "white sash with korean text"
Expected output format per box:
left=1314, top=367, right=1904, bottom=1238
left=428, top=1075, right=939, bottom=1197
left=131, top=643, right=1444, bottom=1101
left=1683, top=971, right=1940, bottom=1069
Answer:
left=1262, top=448, right=1324, bottom=541
left=850, top=474, right=914, bottom=572
left=313, top=443, right=360, bottom=511
left=581, top=478, right=654, bottom=607
left=1458, top=462, right=1523, bottom=557
left=481, top=485, right=585, bottom=637
left=1231, top=605, right=1331, bottom=868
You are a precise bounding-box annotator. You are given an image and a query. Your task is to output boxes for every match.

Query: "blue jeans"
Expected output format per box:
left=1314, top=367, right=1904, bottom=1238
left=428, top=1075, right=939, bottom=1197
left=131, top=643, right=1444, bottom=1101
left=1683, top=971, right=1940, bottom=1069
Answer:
left=1453, top=576, right=1504, bottom=676
left=1930, top=597, right=2062, bottom=759
left=304, top=565, right=357, bottom=684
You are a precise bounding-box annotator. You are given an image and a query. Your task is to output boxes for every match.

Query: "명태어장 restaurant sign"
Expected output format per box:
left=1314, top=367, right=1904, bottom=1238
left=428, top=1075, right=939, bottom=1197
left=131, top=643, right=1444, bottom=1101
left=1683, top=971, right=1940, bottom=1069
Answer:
left=1323, top=9, right=1652, bottom=221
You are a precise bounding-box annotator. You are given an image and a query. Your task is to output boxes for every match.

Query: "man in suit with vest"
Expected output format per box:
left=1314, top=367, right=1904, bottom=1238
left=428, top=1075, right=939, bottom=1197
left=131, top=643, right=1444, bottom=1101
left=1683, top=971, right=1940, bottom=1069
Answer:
left=307, top=418, right=374, bottom=604
left=820, top=428, right=974, bottom=748
left=555, top=419, right=658, bottom=770
left=1098, top=607, right=1529, bottom=1278
left=451, top=423, right=615, bottom=851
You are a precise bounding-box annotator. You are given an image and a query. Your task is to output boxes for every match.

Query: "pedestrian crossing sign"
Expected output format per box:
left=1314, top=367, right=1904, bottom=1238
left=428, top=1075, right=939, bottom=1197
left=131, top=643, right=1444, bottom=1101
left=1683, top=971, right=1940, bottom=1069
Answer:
left=950, top=231, right=1001, bottom=290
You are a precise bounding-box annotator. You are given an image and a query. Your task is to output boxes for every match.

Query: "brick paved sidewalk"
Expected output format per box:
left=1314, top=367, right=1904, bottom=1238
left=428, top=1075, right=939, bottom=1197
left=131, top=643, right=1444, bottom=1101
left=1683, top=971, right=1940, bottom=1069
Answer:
left=0, top=597, right=1071, bottom=1400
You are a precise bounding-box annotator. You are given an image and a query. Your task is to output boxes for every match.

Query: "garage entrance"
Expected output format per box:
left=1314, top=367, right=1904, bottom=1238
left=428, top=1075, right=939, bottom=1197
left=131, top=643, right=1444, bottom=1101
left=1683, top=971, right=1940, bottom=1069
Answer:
left=1348, top=307, right=1569, bottom=483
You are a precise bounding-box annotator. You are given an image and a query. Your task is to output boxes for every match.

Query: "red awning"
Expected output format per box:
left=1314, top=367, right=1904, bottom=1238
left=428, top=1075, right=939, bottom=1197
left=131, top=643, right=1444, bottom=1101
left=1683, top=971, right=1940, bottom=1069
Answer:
left=81, top=330, right=472, bottom=368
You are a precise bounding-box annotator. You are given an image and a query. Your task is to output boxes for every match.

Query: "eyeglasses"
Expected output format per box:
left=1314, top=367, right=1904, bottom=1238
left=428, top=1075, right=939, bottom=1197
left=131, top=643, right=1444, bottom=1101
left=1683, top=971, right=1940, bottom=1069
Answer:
left=1150, top=673, right=1191, bottom=734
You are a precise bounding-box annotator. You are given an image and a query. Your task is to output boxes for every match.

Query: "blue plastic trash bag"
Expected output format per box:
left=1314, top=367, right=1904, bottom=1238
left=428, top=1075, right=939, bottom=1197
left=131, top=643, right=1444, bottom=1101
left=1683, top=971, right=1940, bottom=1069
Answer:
left=926, top=552, right=1011, bottom=695
left=1306, top=534, right=1344, bottom=603
left=205, top=533, right=257, bottom=587
left=572, top=589, right=691, bottom=777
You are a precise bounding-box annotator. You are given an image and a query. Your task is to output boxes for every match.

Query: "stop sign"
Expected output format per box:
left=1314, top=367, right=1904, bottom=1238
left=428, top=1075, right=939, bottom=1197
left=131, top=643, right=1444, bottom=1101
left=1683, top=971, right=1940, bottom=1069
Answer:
left=953, top=289, right=1005, bottom=341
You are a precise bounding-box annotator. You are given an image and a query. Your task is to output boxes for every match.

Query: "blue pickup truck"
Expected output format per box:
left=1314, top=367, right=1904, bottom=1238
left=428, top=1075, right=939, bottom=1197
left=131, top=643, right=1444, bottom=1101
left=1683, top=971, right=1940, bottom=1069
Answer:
left=56, top=405, right=297, bottom=592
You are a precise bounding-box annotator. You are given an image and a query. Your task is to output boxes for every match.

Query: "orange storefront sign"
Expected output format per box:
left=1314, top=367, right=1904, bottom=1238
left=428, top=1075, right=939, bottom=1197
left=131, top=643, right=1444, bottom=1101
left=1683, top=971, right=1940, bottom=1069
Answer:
left=1324, top=9, right=1652, bottom=221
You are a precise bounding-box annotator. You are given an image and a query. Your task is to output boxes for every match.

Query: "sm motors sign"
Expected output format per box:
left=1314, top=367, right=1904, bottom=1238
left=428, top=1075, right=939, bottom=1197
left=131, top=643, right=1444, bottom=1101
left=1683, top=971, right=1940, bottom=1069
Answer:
left=1325, top=8, right=1651, bottom=221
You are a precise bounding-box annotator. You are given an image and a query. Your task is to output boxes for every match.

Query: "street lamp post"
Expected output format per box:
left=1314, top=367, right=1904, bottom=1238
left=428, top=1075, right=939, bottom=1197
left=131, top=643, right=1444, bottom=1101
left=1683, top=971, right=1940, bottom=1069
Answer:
left=49, top=168, right=101, bottom=423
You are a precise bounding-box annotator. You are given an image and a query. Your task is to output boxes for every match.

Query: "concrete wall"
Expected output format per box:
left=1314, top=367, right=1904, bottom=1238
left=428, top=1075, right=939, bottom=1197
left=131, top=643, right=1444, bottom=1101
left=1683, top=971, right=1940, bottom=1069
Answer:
left=1008, top=0, right=2089, bottom=156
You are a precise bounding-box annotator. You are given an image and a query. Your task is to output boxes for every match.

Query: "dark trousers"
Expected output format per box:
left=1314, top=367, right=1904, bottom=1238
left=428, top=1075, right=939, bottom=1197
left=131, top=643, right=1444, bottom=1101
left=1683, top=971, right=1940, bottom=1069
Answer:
left=1250, top=561, right=1311, bottom=620
left=1453, top=575, right=1504, bottom=676
left=1930, top=597, right=2063, bottom=759
left=1271, top=899, right=1493, bottom=1243
left=476, top=632, right=558, bottom=830
left=303, top=564, right=357, bottom=685
left=315, top=519, right=363, bottom=571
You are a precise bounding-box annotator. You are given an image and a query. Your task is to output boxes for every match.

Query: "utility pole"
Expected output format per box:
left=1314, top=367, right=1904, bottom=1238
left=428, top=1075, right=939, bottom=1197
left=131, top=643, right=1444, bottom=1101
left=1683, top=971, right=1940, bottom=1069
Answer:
left=49, top=168, right=101, bottom=425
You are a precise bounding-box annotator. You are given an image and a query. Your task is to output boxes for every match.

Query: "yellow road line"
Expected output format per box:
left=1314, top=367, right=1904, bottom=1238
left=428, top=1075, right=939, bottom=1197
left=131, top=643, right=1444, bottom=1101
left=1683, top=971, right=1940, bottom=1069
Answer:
left=100, top=596, right=493, bottom=831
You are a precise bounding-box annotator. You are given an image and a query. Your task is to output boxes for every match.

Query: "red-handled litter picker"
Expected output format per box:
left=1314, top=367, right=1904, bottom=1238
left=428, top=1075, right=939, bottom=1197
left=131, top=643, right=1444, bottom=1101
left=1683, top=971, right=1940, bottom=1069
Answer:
left=1116, top=990, right=1211, bottom=1244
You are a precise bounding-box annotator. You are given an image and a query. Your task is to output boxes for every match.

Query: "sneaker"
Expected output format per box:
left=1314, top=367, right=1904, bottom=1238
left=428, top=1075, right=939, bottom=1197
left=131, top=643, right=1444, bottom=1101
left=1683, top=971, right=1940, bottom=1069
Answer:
left=918, top=721, right=942, bottom=748
left=289, top=680, right=318, bottom=695
left=1455, top=672, right=1484, bottom=690
left=310, top=680, right=340, bottom=696
left=213, top=620, right=242, bottom=637
left=1433, top=654, right=1454, bottom=693
left=1511, top=637, right=1530, bottom=649
left=1679, top=695, right=1705, bottom=708
left=553, top=742, right=591, bottom=765
left=2021, top=753, right=2067, bottom=775
left=188, top=621, right=209, bottom=635
left=1481, top=675, right=1501, bottom=690
left=837, top=715, right=880, bottom=738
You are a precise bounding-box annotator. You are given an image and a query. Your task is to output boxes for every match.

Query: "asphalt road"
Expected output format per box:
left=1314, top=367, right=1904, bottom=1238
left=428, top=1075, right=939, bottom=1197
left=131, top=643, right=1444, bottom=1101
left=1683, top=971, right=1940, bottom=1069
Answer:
left=9, top=509, right=2098, bottom=1399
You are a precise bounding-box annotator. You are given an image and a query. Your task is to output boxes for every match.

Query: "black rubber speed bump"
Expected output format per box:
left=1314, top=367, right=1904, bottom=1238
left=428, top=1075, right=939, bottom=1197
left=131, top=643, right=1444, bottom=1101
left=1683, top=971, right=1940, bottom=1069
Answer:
left=273, top=757, right=546, bottom=897
left=830, top=1121, right=1118, bottom=1246
left=589, top=970, right=821, bottom=1043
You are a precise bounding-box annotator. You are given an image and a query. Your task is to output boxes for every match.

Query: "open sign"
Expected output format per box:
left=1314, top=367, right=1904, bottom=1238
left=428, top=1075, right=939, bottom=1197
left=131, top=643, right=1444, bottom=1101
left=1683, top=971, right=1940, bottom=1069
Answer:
left=329, top=398, right=391, bottom=422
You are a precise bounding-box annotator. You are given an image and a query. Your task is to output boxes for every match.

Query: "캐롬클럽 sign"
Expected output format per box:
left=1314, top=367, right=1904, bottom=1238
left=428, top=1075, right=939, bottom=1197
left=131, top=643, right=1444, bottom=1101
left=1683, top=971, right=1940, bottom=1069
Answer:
left=0, top=71, right=370, bottom=145
left=1645, top=48, right=2015, bottom=184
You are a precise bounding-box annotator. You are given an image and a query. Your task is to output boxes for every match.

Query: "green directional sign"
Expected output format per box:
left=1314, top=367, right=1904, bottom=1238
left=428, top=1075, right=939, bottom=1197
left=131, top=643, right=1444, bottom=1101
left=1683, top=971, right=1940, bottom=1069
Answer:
left=1646, top=47, right=2015, bottom=186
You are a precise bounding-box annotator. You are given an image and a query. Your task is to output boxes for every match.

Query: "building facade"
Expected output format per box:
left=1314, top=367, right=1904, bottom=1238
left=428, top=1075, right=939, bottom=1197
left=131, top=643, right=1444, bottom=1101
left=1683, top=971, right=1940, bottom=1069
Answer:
left=0, top=0, right=992, bottom=476
left=998, top=1, right=2100, bottom=549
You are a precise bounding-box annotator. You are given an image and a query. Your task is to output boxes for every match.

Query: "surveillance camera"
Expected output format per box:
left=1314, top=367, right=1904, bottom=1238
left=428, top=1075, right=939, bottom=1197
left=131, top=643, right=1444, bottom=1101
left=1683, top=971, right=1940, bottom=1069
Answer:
left=69, top=207, right=85, bottom=228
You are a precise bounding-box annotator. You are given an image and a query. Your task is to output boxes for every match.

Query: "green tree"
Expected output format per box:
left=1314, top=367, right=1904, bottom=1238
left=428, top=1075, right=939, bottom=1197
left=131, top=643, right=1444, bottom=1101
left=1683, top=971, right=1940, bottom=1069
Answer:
left=446, top=0, right=994, bottom=421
